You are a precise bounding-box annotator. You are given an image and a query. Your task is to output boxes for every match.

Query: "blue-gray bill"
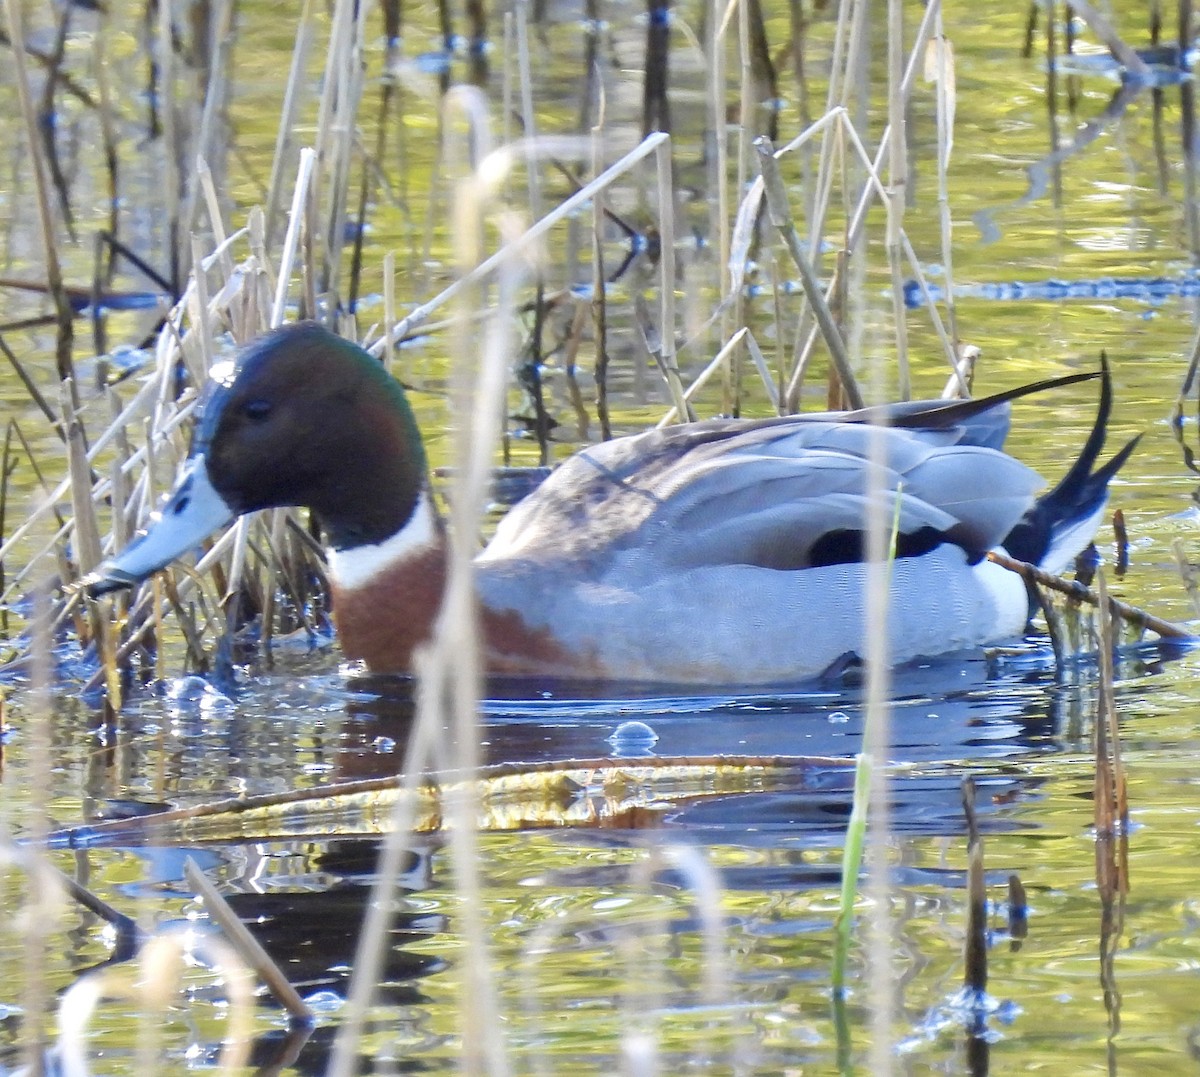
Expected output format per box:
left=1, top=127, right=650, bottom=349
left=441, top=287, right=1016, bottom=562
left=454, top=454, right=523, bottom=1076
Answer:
left=84, top=455, right=234, bottom=597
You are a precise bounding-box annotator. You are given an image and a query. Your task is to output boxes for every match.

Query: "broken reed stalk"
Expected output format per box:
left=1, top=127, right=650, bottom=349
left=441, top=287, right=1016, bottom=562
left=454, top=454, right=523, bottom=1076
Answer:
left=960, top=777, right=988, bottom=997
left=183, top=857, right=313, bottom=1023
left=986, top=549, right=1194, bottom=641
left=1095, top=571, right=1130, bottom=842
left=1094, top=571, right=1129, bottom=1054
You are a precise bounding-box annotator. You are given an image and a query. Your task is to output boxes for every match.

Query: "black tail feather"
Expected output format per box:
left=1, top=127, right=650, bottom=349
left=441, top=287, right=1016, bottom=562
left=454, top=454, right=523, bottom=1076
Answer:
left=1001, top=354, right=1137, bottom=567
left=843, top=369, right=1101, bottom=431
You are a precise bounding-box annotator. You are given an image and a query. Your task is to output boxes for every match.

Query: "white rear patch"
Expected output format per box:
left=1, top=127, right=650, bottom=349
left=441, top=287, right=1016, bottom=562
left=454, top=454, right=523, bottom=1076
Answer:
left=327, top=492, right=441, bottom=589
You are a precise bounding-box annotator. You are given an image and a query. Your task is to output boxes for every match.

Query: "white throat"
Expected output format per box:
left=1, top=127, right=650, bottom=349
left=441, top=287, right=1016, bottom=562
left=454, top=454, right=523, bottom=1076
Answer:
left=326, top=491, right=441, bottom=590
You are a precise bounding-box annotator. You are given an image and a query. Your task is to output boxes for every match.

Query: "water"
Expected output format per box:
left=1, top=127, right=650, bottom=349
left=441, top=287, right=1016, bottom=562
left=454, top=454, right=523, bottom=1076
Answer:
left=2, top=0, right=1200, bottom=1073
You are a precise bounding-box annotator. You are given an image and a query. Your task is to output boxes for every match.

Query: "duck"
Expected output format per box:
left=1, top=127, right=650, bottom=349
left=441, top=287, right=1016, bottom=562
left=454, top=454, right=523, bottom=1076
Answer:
left=86, top=321, right=1136, bottom=686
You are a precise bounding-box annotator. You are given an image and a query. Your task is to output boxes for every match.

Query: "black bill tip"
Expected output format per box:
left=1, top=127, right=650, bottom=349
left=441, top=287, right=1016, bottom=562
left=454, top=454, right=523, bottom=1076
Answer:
left=81, top=566, right=142, bottom=599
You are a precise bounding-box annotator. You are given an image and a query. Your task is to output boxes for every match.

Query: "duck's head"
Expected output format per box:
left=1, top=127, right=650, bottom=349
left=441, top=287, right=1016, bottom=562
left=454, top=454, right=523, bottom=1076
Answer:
left=87, top=322, right=429, bottom=595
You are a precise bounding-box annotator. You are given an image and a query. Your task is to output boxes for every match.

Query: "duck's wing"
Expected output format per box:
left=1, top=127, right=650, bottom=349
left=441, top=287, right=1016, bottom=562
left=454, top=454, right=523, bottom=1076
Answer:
left=482, top=416, right=1043, bottom=573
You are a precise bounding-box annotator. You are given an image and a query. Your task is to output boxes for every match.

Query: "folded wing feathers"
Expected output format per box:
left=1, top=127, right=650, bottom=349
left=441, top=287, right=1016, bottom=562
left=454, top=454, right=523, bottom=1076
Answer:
left=485, top=417, right=1044, bottom=571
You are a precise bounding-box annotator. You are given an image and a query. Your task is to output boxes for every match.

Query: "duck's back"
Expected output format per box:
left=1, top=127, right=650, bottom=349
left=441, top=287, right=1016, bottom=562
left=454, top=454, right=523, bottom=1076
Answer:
left=481, top=413, right=1041, bottom=571
left=474, top=414, right=1040, bottom=684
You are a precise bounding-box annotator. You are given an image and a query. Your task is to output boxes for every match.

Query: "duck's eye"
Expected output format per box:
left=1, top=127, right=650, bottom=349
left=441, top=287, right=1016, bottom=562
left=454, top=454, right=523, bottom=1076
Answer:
left=242, top=399, right=271, bottom=421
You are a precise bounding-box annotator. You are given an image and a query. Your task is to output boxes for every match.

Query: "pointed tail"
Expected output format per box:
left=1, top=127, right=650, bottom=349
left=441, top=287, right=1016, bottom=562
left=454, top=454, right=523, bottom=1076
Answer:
left=1001, top=354, right=1139, bottom=575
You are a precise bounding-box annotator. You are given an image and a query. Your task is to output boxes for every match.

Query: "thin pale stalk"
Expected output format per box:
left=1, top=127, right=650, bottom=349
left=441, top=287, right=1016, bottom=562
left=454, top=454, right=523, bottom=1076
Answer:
left=515, top=1, right=543, bottom=221
left=863, top=384, right=894, bottom=1075
left=931, top=14, right=959, bottom=349
left=198, top=157, right=236, bottom=282
left=901, top=231, right=964, bottom=388
left=655, top=137, right=689, bottom=421
left=382, top=250, right=397, bottom=374
left=789, top=0, right=939, bottom=391
left=181, top=0, right=234, bottom=255
left=264, top=0, right=317, bottom=248
left=886, top=0, right=909, bottom=397
left=272, top=148, right=317, bottom=328
left=656, top=328, right=779, bottom=425
left=755, top=137, right=863, bottom=408
left=370, top=133, right=666, bottom=357
left=3, top=0, right=75, bottom=384
left=156, top=0, right=184, bottom=294
left=709, top=0, right=731, bottom=333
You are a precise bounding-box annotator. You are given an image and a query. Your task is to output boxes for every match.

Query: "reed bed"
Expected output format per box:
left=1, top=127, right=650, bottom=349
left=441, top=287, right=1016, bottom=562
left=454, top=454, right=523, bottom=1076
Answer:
left=0, top=0, right=1175, bottom=1071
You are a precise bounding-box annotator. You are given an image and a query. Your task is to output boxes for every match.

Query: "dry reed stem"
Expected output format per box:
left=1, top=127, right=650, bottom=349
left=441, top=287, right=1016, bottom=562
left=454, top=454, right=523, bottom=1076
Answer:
left=709, top=0, right=732, bottom=329
left=3, top=0, right=75, bottom=381
left=654, top=137, right=690, bottom=422
left=273, top=148, right=318, bottom=327
left=17, top=584, right=58, bottom=1071
left=370, top=133, right=667, bottom=357
left=515, top=3, right=544, bottom=223
left=264, top=0, right=317, bottom=248
left=64, top=385, right=102, bottom=577
left=886, top=0, right=910, bottom=398
left=590, top=109, right=612, bottom=439
left=330, top=92, right=529, bottom=1077
left=960, top=777, right=988, bottom=995
left=788, top=0, right=939, bottom=395
left=901, top=232, right=966, bottom=385
left=928, top=19, right=960, bottom=351
left=755, top=136, right=863, bottom=408
left=383, top=249, right=397, bottom=374
left=988, top=549, right=1193, bottom=640
left=1097, top=572, right=1130, bottom=836
left=183, top=857, right=314, bottom=1022
left=198, top=158, right=236, bottom=282
left=182, top=0, right=235, bottom=252
left=655, top=327, right=777, bottom=425
left=312, top=0, right=367, bottom=307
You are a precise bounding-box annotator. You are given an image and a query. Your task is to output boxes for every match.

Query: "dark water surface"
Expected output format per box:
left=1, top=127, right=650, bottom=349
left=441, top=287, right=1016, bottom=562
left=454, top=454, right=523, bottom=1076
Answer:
left=2, top=0, right=1200, bottom=1073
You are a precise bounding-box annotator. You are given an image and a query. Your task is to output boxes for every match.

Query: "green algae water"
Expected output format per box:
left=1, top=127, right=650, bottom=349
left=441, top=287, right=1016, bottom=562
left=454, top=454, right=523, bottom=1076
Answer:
left=1, top=0, right=1200, bottom=1072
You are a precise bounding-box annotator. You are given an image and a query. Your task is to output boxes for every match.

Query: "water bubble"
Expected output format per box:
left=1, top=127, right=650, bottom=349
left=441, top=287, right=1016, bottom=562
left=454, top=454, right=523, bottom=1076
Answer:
left=608, top=720, right=658, bottom=756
